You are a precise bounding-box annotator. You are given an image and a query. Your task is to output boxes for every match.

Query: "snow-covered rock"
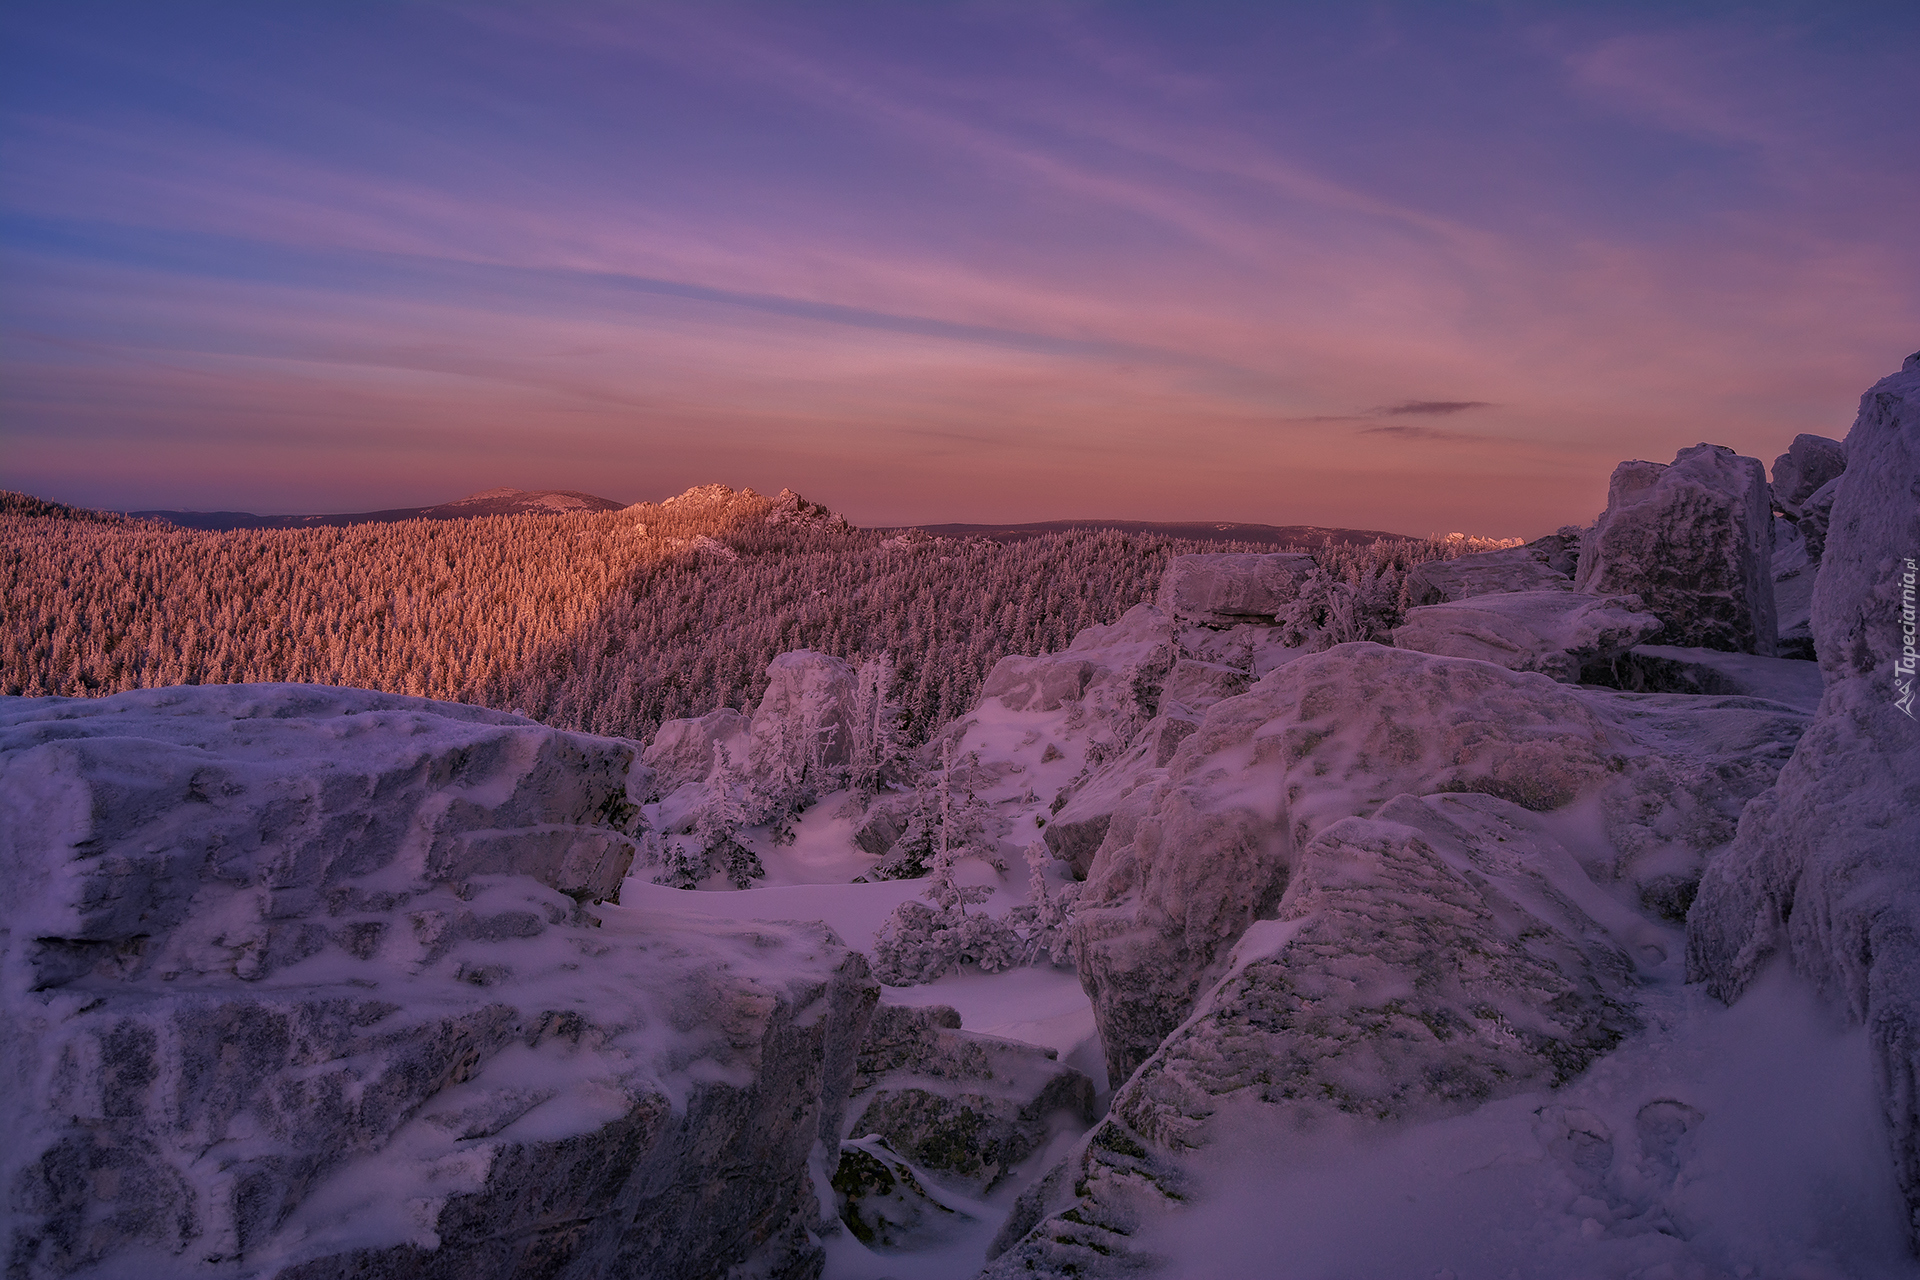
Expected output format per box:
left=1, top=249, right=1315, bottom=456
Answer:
left=1687, top=352, right=1920, bottom=1242
left=981, top=655, right=1096, bottom=713
left=765, top=485, right=850, bottom=530
left=989, top=792, right=1644, bottom=1278
left=1155, top=553, right=1317, bottom=628
left=642, top=706, right=748, bottom=797
left=1770, top=432, right=1847, bottom=518
left=1402, top=545, right=1573, bottom=606
left=1798, top=472, right=1842, bottom=565
left=645, top=650, right=857, bottom=813
left=845, top=1004, right=1094, bottom=1191
left=1070, top=642, right=1810, bottom=1090
left=0, top=685, right=878, bottom=1280
left=1072, top=644, right=1639, bottom=1086
left=1586, top=644, right=1824, bottom=711
left=1391, top=588, right=1662, bottom=683
left=1575, top=444, right=1778, bottom=655
left=747, top=649, right=858, bottom=776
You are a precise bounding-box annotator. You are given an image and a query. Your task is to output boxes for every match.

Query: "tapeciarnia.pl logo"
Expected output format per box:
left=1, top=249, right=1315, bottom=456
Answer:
left=1898, top=556, right=1917, bottom=719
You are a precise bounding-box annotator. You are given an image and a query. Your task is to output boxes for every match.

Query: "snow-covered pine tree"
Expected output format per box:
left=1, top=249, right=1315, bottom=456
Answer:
left=1005, top=840, right=1080, bottom=966
left=687, top=740, right=764, bottom=888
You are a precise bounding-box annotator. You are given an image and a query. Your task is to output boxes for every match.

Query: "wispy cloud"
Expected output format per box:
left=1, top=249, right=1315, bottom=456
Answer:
left=1378, top=400, right=1492, bottom=416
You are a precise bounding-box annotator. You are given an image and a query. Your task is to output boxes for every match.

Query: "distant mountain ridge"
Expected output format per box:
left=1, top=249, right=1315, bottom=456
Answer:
left=63, top=484, right=1410, bottom=546
left=904, top=518, right=1414, bottom=547
left=130, top=487, right=627, bottom=530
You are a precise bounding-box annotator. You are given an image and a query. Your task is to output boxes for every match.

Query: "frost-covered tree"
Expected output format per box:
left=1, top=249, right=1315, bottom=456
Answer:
left=1005, top=841, right=1080, bottom=967
left=847, top=653, right=906, bottom=797
left=657, top=741, right=764, bottom=890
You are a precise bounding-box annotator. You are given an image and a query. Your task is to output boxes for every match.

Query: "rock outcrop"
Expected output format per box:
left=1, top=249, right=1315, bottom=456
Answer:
left=1770, top=433, right=1847, bottom=518
left=644, top=649, right=857, bottom=820
left=642, top=706, right=748, bottom=797
left=1069, top=639, right=1810, bottom=1090
left=843, top=1005, right=1094, bottom=1191
left=989, top=792, right=1644, bottom=1277
left=1391, top=588, right=1662, bottom=682
left=1575, top=444, right=1778, bottom=655
left=1687, top=352, right=1920, bottom=1242
left=1401, top=542, right=1574, bottom=606
left=0, top=685, right=878, bottom=1280
left=1155, top=553, right=1316, bottom=627
left=1071, top=644, right=1639, bottom=1086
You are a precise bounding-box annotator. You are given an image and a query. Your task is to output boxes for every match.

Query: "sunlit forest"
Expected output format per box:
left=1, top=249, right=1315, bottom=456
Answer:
left=1, top=485, right=1489, bottom=742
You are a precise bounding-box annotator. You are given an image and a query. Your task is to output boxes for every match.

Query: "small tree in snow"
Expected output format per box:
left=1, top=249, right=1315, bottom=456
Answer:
left=848, top=653, right=907, bottom=798
left=656, top=740, right=765, bottom=890
left=1005, top=841, right=1080, bottom=967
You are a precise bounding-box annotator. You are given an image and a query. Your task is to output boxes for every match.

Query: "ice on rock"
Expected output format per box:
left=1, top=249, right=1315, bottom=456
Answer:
left=1688, top=352, right=1920, bottom=1241
left=1154, top=552, right=1317, bottom=628
left=988, top=792, right=1643, bottom=1279
left=1575, top=443, right=1778, bottom=655
left=0, top=685, right=878, bottom=1280
left=1391, top=588, right=1663, bottom=683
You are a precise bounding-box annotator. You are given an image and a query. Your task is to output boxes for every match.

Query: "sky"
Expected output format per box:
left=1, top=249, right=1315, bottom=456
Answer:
left=1, top=2, right=1915, bottom=536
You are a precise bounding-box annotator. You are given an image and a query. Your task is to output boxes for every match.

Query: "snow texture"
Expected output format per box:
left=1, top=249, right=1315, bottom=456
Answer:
left=0, top=685, right=878, bottom=1280
left=1391, top=588, right=1663, bottom=683
left=1688, top=351, right=1920, bottom=1243
left=1575, top=444, right=1778, bottom=656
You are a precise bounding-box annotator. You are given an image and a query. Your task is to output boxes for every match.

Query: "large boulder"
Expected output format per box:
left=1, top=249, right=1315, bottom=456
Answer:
left=1155, top=553, right=1316, bottom=628
left=1770, top=432, right=1847, bottom=518
left=981, top=655, right=1095, bottom=712
left=1575, top=444, right=1778, bottom=655
left=1070, top=642, right=1809, bottom=1090
left=989, top=792, right=1644, bottom=1277
left=1687, top=352, right=1920, bottom=1243
left=747, top=649, right=857, bottom=778
left=1071, top=644, right=1640, bottom=1086
left=642, top=706, right=748, bottom=797
left=1402, top=545, right=1573, bottom=606
left=0, top=685, right=878, bottom=1280
left=1391, top=588, right=1662, bottom=683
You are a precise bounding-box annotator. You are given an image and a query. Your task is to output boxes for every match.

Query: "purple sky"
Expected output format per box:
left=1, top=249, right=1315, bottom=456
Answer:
left=2, top=3, right=1915, bottom=536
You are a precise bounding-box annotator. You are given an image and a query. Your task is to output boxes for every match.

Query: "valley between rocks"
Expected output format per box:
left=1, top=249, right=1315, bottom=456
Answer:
left=4, top=354, right=1919, bottom=1279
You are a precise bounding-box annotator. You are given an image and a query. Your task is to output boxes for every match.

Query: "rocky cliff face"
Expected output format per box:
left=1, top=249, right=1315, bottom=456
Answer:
left=1, top=686, right=877, bottom=1280
left=1688, top=352, right=1920, bottom=1242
